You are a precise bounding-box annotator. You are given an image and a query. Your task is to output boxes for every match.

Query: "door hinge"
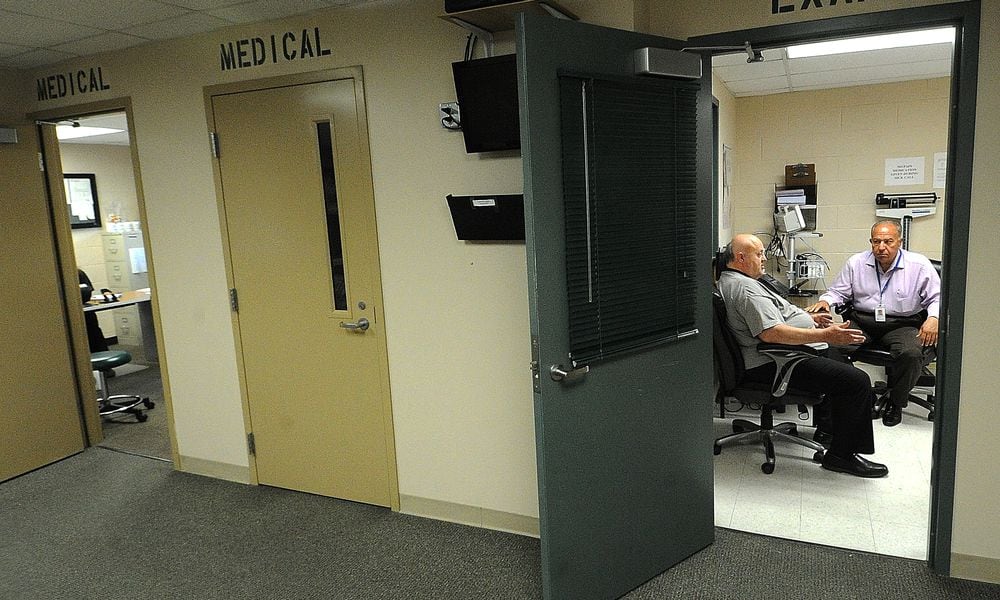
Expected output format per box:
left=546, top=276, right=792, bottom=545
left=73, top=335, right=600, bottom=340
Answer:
left=38, top=152, right=45, bottom=171
left=247, top=432, right=256, bottom=455
left=209, top=131, right=220, bottom=158
left=229, top=287, right=239, bottom=312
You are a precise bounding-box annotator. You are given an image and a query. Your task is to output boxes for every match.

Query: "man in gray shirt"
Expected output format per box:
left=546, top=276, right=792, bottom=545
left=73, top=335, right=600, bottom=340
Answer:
left=717, top=234, right=887, bottom=478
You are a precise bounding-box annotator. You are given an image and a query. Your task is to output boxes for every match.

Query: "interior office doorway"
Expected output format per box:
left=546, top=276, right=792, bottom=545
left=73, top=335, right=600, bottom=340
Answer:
left=31, top=100, right=174, bottom=465
left=694, top=2, right=979, bottom=573
left=58, top=110, right=172, bottom=463
left=207, top=69, right=399, bottom=507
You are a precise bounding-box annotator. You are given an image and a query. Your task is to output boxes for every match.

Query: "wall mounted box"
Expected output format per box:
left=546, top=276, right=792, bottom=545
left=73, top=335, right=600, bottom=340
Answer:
left=447, top=194, right=525, bottom=241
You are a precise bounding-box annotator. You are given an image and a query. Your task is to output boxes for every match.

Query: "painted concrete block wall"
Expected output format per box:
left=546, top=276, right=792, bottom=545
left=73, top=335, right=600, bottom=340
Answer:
left=729, top=78, right=949, bottom=285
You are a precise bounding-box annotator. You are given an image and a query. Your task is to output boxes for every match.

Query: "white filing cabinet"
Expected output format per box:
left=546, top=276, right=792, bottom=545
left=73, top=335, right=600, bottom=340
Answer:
left=102, top=231, right=151, bottom=359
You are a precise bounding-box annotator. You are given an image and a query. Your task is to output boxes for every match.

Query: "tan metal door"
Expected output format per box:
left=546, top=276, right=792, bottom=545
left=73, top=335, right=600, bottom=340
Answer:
left=0, top=124, right=86, bottom=481
left=212, top=76, right=397, bottom=506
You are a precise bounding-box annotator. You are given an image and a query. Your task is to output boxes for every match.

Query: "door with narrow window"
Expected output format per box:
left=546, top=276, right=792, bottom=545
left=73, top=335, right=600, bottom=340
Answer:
left=517, top=15, right=715, bottom=600
left=0, top=124, right=86, bottom=481
left=211, top=74, right=397, bottom=506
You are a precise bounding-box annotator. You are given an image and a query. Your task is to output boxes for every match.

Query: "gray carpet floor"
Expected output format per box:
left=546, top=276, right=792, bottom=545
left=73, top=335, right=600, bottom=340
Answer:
left=3, top=450, right=1000, bottom=599
left=97, top=361, right=172, bottom=461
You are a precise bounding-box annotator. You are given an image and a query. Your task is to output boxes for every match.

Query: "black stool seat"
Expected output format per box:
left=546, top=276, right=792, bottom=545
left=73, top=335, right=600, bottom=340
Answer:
left=91, top=350, right=132, bottom=371
left=90, top=351, right=154, bottom=423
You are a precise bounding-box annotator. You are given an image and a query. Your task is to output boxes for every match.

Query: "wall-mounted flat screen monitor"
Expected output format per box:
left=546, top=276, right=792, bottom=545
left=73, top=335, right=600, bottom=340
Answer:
left=452, top=54, right=520, bottom=153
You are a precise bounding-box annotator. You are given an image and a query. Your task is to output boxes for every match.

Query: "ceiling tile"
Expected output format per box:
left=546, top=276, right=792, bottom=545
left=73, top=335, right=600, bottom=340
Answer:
left=163, top=0, right=247, bottom=9
left=0, top=10, right=101, bottom=47
left=726, top=75, right=791, bottom=97
left=787, top=43, right=953, bottom=75
left=1, top=0, right=190, bottom=30
left=122, top=12, right=232, bottom=40
left=714, top=60, right=786, bottom=82
left=0, top=48, right=78, bottom=70
left=51, top=32, right=152, bottom=56
left=206, top=0, right=332, bottom=24
left=790, top=59, right=952, bottom=89
left=0, top=42, right=33, bottom=58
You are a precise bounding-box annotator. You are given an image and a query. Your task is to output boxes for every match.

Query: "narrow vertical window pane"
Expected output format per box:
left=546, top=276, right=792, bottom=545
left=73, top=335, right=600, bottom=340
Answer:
left=316, top=121, right=347, bottom=310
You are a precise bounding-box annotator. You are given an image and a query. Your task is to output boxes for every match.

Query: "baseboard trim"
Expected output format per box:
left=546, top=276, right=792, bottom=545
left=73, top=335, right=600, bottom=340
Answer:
left=951, top=552, right=1000, bottom=584
left=178, top=455, right=251, bottom=484
left=399, top=494, right=539, bottom=538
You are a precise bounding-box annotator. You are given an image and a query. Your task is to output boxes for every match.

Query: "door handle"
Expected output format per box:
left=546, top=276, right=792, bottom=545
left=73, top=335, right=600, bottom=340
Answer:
left=339, top=317, right=370, bottom=332
left=550, top=364, right=589, bottom=383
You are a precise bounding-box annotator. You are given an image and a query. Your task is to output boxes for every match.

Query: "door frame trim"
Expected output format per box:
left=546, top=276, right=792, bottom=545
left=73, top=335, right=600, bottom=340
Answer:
left=203, top=67, right=400, bottom=510
left=30, top=97, right=176, bottom=462
left=688, top=0, right=980, bottom=574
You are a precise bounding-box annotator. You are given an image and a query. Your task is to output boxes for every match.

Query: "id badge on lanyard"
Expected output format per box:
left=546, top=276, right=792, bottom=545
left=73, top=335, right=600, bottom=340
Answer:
left=875, top=304, right=886, bottom=322
left=875, top=252, right=902, bottom=323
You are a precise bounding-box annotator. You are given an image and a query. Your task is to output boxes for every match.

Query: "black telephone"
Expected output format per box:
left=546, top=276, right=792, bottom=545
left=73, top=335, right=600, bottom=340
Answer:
left=100, top=288, right=118, bottom=303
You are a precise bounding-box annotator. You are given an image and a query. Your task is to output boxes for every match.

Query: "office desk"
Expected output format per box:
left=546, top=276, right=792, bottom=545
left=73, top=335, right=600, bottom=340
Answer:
left=85, top=289, right=158, bottom=364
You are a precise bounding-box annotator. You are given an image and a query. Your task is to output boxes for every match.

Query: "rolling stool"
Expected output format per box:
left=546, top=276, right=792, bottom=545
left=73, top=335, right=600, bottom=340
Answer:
left=91, top=350, right=154, bottom=422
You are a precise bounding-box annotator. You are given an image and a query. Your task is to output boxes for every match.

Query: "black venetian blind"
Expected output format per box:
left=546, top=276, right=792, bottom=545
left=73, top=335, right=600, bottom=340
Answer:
left=559, top=74, right=699, bottom=366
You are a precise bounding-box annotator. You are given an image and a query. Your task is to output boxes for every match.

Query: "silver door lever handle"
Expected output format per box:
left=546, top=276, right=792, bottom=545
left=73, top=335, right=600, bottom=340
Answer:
left=340, top=317, right=370, bottom=332
left=550, top=364, right=589, bottom=383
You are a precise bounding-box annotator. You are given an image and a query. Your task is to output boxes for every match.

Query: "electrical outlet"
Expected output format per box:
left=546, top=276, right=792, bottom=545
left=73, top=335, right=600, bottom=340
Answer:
left=439, top=102, right=461, bottom=130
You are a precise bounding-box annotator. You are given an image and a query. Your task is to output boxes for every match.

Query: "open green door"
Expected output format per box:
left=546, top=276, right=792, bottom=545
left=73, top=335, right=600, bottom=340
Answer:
left=517, top=14, right=715, bottom=600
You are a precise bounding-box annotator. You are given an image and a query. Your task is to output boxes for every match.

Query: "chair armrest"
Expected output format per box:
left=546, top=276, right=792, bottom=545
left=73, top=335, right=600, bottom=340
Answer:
left=756, top=343, right=821, bottom=398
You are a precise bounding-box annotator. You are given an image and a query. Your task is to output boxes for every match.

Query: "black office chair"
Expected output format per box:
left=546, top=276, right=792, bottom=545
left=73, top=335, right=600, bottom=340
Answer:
left=839, top=306, right=936, bottom=421
left=712, top=290, right=826, bottom=474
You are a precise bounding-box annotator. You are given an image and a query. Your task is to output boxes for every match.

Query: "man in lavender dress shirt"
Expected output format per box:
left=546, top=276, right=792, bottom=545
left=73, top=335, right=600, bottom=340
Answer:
left=806, top=220, right=941, bottom=427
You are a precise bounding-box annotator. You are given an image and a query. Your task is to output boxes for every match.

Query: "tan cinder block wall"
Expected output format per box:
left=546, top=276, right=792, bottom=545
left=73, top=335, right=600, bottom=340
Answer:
left=730, top=78, right=949, bottom=285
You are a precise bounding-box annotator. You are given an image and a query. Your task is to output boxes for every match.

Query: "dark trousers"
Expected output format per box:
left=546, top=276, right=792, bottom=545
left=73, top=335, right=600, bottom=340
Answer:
left=851, top=311, right=931, bottom=408
left=744, top=349, right=875, bottom=457
left=85, top=311, right=109, bottom=353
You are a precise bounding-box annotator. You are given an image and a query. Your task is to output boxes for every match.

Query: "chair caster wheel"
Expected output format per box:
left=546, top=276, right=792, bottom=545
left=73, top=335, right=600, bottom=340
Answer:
left=136, top=412, right=148, bottom=423
left=143, top=398, right=155, bottom=409
left=812, top=451, right=824, bottom=463
left=927, top=411, right=934, bottom=421
left=713, top=444, right=721, bottom=456
left=761, top=462, right=775, bottom=474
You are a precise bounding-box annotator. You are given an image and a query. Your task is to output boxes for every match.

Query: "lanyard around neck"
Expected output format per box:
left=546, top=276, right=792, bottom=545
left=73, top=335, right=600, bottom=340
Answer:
left=875, top=251, right=903, bottom=302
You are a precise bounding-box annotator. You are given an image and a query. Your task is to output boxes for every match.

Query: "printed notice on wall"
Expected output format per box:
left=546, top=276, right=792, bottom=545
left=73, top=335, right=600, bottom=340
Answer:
left=933, top=152, right=947, bottom=189
left=884, top=157, right=925, bottom=186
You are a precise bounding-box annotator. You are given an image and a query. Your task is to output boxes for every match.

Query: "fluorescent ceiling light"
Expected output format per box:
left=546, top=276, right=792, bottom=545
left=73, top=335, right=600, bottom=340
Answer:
left=56, top=125, right=123, bottom=140
left=786, top=27, right=954, bottom=59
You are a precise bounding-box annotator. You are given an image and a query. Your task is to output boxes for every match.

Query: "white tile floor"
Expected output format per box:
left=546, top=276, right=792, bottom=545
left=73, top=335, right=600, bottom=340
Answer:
left=713, top=398, right=934, bottom=560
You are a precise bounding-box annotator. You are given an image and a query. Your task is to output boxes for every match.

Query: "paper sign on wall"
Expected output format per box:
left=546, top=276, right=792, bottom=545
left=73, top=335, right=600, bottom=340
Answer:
left=884, top=157, right=925, bottom=186
left=933, top=152, right=948, bottom=189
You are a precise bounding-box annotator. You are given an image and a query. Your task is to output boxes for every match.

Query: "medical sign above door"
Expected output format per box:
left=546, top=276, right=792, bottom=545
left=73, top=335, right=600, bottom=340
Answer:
left=219, top=27, right=332, bottom=72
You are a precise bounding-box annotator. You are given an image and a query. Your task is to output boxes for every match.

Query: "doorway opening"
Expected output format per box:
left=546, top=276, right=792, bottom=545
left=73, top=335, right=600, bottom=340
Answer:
left=699, top=3, right=978, bottom=573
left=35, top=105, right=173, bottom=465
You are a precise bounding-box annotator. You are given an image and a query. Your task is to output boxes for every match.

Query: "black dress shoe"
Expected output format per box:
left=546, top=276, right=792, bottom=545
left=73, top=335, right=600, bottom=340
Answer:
left=821, top=453, right=889, bottom=478
left=812, top=430, right=833, bottom=448
left=883, top=403, right=903, bottom=427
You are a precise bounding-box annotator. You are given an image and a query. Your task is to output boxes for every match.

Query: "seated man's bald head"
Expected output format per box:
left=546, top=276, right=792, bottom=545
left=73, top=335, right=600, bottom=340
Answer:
left=726, top=234, right=766, bottom=278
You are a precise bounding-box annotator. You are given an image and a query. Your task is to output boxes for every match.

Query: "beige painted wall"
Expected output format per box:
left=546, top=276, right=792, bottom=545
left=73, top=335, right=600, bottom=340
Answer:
left=713, top=71, right=737, bottom=245
left=728, top=78, right=949, bottom=284
left=17, top=0, right=633, bottom=520
left=7, top=0, right=998, bottom=578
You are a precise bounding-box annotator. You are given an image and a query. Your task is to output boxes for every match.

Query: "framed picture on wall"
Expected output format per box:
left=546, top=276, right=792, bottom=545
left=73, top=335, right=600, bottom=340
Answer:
left=64, top=173, right=101, bottom=229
